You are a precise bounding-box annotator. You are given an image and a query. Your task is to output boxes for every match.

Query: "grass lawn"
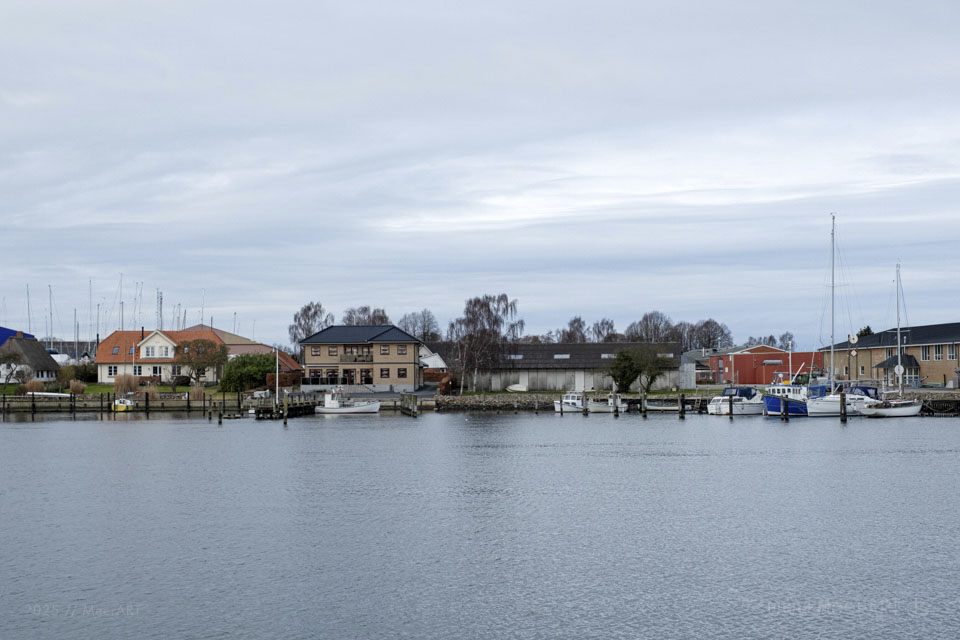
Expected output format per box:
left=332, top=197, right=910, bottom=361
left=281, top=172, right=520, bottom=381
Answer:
left=0, top=383, right=243, bottom=399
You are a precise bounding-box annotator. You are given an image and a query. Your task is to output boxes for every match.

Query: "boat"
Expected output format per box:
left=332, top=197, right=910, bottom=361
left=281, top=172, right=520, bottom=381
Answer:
left=860, top=264, right=922, bottom=418
left=707, top=386, right=764, bottom=415
left=506, top=384, right=527, bottom=393
left=315, top=389, right=380, bottom=414
left=112, top=397, right=135, bottom=412
left=554, top=392, right=584, bottom=413
left=587, top=393, right=628, bottom=413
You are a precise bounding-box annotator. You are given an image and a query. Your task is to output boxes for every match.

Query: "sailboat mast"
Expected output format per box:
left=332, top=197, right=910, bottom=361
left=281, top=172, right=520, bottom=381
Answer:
left=896, top=263, right=903, bottom=396
left=830, top=213, right=835, bottom=391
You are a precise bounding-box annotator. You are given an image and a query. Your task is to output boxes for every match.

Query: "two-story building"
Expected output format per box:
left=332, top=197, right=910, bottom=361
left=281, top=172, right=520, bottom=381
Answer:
left=826, top=322, right=960, bottom=388
left=300, top=325, right=423, bottom=392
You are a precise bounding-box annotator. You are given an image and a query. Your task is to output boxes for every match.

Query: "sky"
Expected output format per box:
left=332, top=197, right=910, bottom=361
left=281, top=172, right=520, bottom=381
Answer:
left=2, top=0, right=960, bottom=351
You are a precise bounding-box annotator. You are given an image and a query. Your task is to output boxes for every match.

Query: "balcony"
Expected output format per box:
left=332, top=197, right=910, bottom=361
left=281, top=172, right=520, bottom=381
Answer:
left=340, top=354, right=373, bottom=363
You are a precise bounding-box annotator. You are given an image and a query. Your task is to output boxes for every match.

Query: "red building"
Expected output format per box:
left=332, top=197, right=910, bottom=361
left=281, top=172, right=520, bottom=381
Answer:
left=707, top=345, right=824, bottom=385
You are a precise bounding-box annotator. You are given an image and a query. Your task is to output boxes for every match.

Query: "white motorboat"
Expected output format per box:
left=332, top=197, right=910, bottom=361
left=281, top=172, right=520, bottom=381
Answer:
left=707, top=387, right=764, bottom=415
left=587, top=393, right=628, bottom=413
left=315, top=389, right=380, bottom=414
left=806, top=387, right=881, bottom=416
left=506, top=384, right=527, bottom=393
left=554, top=393, right=584, bottom=413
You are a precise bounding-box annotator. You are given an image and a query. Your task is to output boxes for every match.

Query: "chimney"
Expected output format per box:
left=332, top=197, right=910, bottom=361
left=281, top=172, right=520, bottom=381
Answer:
left=141, top=326, right=144, bottom=339
left=16, top=331, right=23, bottom=338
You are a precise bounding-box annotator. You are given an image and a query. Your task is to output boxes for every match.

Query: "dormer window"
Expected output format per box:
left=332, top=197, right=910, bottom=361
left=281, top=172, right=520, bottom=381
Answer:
left=112, top=346, right=119, bottom=355
left=145, top=346, right=155, bottom=357
left=129, top=347, right=134, bottom=355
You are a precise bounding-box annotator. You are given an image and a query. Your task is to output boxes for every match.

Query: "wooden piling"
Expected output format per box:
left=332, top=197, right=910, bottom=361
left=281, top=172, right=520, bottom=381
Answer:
left=679, top=394, right=685, bottom=420
left=840, top=391, right=847, bottom=424
left=729, top=394, right=734, bottom=420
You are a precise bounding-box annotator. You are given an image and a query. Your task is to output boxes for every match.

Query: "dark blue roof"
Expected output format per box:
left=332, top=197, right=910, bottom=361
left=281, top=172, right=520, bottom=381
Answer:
left=0, top=326, right=34, bottom=347
left=300, top=325, right=420, bottom=345
left=827, top=322, right=960, bottom=350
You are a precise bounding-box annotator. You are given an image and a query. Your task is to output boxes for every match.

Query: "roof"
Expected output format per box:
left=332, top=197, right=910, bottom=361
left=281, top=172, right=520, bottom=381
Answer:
left=183, top=324, right=259, bottom=345
left=827, top=322, right=960, bottom=350
left=874, top=354, right=921, bottom=370
left=0, top=336, right=60, bottom=372
left=0, top=326, right=34, bottom=347
left=94, top=329, right=225, bottom=364
left=300, top=325, right=421, bottom=345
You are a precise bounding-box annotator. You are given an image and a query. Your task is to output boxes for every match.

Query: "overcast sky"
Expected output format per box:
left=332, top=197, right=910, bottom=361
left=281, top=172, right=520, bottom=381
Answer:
left=2, top=0, right=959, bottom=350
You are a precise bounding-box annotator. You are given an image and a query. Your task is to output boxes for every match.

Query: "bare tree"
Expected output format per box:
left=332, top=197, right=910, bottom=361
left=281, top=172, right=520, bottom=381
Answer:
left=175, top=339, right=230, bottom=388
left=590, top=318, right=617, bottom=343
left=342, top=306, right=390, bottom=326
left=289, top=301, right=335, bottom=348
left=1, top=351, right=22, bottom=391
left=560, top=316, right=588, bottom=343
left=398, top=308, right=441, bottom=341
left=778, top=332, right=795, bottom=350
left=689, top=319, right=733, bottom=350
left=625, top=311, right=674, bottom=343
left=447, top=294, right=524, bottom=393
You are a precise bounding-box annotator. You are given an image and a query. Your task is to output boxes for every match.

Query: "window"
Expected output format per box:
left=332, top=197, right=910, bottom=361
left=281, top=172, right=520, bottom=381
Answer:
left=198, top=346, right=205, bottom=354
left=950, top=344, right=958, bottom=360
left=172, top=365, right=182, bottom=376
left=161, top=346, right=169, bottom=357
left=129, top=347, right=134, bottom=355
left=397, top=368, right=407, bottom=378
left=886, top=348, right=894, bottom=359
left=657, top=353, right=674, bottom=359
left=859, top=365, right=865, bottom=376
left=145, top=346, right=155, bottom=357
left=922, top=346, right=930, bottom=361
left=328, top=346, right=338, bottom=356
left=380, top=368, right=390, bottom=378
left=360, top=369, right=373, bottom=384
left=112, top=346, right=119, bottom=355
left=600, top=354, right=615, bottom=359
left=152, top=366, right=162, bottom=375
left=108, top=366, right=117, bottom=376
left=554, top=354, right=570, bottom=359
left=397, top=345, right=407, bottom=355
left=935, top=345, right=943, bottom=361
left=182, top=346, right=189, bottom=354
left=344, top=346, right=358, bottom=355
left=843, top=366, right=849, bottom=376
left=196, top=368, right=206, bottom=377
left=326, top=369, right=337, bottom=381
left=133, top=365, right=142, bottom=376
left=311, top=347, right=321, bottom=356
left=309, top=368, right=321, bottom=377
left=380, top=345, right=390, bottom=355
left=507, top=354, right=523, bottom=360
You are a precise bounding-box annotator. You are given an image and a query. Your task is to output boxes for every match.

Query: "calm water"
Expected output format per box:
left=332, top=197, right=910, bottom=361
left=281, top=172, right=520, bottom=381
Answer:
left=3, top=411, right=960, bottom=639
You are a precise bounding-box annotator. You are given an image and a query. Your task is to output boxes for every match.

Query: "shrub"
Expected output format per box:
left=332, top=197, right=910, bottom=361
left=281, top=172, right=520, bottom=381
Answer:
left=140, top=385, right=159, bottom=398
left=220, top=353, right=275, bottom=392
left=189, top=385, right=205, bottom=400
left=69, top=380, right=87, bottom=394
left=15, top=384, right=26, bottom=396
left=24, top=379, right=44, bottom=393
left=74, top=362, right=99, bottom=383
left=114, top=374, right=137, bottom=394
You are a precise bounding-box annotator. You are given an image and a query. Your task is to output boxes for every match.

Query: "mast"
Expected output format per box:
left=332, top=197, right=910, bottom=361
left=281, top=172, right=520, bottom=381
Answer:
left=26, top=284, right=31, bottom=334
left=896, top=263, right=903, bottom=396
left=830, top=213, right=835, bottom=391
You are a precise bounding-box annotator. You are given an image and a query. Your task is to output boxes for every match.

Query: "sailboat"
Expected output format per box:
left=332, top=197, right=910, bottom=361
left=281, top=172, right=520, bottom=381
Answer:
left=860, top=264, right=922, bottom=418
left=805, top=214, right=880, bottom=417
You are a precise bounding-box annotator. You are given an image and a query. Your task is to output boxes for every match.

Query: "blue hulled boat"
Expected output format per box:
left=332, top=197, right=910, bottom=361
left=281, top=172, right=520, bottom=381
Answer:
left=762, top=384, right=828, bottom=416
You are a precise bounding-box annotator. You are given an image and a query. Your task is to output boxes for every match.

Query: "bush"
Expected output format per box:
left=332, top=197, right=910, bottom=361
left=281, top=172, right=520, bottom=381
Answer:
left=140, top=385, right=159, bottom=398
left=24, top=379, right=45, bottom=393
left=114, top=374, right=137, bottom=394
left=189, top=385, right=205, bottom=400
left=70, top=380, right=87, bottom=394
left=57, top=365, right=76, bottom=387
left=220, top=354, right=275, bottom=392
left=74, top=363, right=98, bottom=383
left=15, top=384, right=26, bottom=396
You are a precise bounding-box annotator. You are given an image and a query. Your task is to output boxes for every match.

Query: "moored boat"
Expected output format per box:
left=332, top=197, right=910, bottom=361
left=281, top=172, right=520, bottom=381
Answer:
left=587, top=393, right=628, bottom=413
left=112, top=397, right=135, bottom=412
left=554, top=392, right=584, bottom=413
left=707, top=387, right=763, bottom=415
left=315, top=389, right=380, bottom=414
left=860, top=398, right=922, bottom=418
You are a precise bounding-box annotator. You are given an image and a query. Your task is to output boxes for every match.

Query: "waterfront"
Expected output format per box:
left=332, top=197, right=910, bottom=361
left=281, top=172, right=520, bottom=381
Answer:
left=3, top=412, right=960, bottom=639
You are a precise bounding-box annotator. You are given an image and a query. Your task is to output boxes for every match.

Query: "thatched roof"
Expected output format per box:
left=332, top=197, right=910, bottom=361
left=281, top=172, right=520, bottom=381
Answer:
left=0, top=336, right=60, bottom=373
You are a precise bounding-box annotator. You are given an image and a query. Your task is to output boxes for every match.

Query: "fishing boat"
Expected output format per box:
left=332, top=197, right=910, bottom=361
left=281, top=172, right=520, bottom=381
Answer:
left=554, top=392, right=584, bottom=412
left=112, top=397, right=135, bottom=412
left=587, top=393, right=628, bottom=413
left=315, top=389, right=380, bottom=414
left=707, top=386, right=764, bottom=415
left=860, top=264, right=922, bottom=418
